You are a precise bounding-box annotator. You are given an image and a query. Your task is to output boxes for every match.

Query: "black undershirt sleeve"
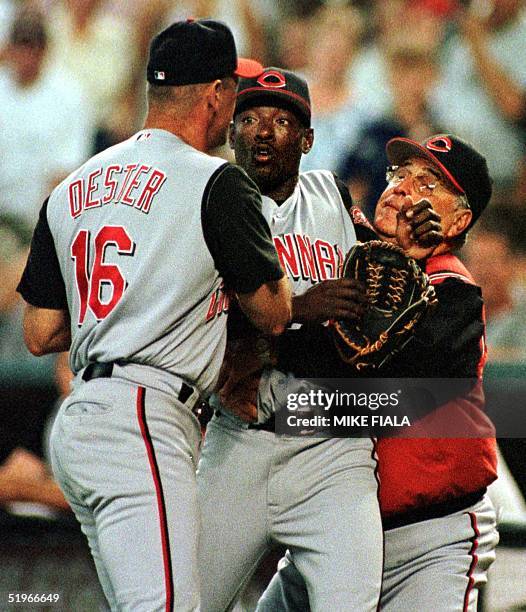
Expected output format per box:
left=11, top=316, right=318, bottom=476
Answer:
left=17, top=198, right=68, bottom=310
left=354, top=221, right=377, bottom=243
left=201, top=163, right=284, bottom=294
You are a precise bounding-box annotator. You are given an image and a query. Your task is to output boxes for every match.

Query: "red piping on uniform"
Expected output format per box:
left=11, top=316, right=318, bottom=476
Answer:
left=137, top=386, right=174, bottom=612
left=370, top=437, right=384, bottom=612
left=463, top=511, right=480, bottom=612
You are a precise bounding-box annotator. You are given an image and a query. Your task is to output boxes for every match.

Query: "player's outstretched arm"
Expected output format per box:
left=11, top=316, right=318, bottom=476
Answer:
left=237, top=276, right=292, bottom=336
left=203, top=164, right=292, bottom=334
left=23, top=304, right=71, bottom=356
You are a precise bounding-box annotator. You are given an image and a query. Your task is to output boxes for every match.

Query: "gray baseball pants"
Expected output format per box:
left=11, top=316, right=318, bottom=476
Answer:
left=257, top=493, right=498, bottom=611
left=50, top=364, right=202, bottom=611
left=197, top=409, right=383, bottom=612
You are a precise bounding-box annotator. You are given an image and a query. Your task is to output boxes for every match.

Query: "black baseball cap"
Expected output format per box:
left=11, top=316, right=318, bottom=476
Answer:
left=386, top=134, right=492, bottom=227
left=147, top=19, right=263, bottom=86
left=235, top=67, right=311, bottom=127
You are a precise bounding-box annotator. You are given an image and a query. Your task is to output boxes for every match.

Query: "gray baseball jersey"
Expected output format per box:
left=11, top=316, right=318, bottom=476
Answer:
left=18, top=128, right=283, bottom=611
left=197, top=170, right=383, bottom=612
left=21, top=129, right=282, bottom=396
left=261, top=169, right=360, bottom=296
left=256, top=169, right=374, bottom=419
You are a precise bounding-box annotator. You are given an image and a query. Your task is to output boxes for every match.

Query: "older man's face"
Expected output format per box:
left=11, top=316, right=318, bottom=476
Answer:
left=374, top=156, right=465, bottom=239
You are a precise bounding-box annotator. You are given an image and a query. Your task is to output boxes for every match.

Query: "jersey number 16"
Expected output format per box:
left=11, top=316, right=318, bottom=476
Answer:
left=71, top=225, right=135, bottom=326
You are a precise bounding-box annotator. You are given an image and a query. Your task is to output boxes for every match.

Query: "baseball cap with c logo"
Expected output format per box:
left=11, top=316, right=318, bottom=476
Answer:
left=235, top=67, right=311, bottom=127
left=386, top=134, right=492, bottom=228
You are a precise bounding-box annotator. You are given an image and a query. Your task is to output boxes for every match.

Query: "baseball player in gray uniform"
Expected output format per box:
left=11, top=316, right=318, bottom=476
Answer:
left=196, top=68, right=387, bottom=612
left=17, top=23, right=291, bottom=612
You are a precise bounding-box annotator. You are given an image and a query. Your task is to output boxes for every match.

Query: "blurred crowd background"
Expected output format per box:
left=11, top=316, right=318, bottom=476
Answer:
left=0, top=0, right=525, bottom=610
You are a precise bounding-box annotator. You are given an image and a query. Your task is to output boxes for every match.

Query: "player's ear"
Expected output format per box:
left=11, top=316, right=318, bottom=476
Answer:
left=446, top=208, right=472, bottom=239
left=301, top=128, right=314, bottom=155
left=206, top=80, right=222, bottom=111
left=228, top=121, right=236, bottom=149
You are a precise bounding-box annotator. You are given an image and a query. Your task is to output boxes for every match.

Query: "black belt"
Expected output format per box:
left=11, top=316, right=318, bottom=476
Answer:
left=82, top=362, right=116, bottom=382
left=248, top=414, right=275, bottom=432
left=82, top=362, right=195, bottom=406
left=382, top=488, right=487, bottom=530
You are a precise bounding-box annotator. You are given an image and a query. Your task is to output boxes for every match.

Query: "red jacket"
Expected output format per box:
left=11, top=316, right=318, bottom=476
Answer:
left=377, top=254, right=497, bottom=520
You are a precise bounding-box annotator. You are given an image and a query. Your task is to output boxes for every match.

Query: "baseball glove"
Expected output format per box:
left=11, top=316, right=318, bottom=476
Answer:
left=332, top=240, right=436, bottom=370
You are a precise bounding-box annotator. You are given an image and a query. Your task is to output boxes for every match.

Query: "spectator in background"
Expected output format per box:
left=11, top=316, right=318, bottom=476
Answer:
left=300, top=4, right=375, bottom=174
left=45, top=0, right=137, bottom=154
left=0, top=447, right=69, bottom=512
left=512, top=80, right=526, bottom=206
left=464, top=205, right=526, bottom=363
left=431, top=0, right=526, bottom=203
left=272, top=1, right=322, bottom=74
left=350, top=0, right=450, bottom=118
left=103, top=0, right=273, bottom=157
left=194, top=0, right=269, bottom=61
left=151, top=0, right=270, bottom=63
left=464, top=204, right=526, bottom=508
left=0, top=7, right=92, bottom=226
left=0, top=351, right=71, bottom=514
left=0, top=214, right=32, bottom=360
left=0, top=0, right=18, bottom=49
left=340, top=44, right=442, bottom=220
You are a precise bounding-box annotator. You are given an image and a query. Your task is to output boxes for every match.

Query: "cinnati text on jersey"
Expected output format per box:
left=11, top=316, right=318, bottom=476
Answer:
left=68, top=163, right=167, bottom=219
